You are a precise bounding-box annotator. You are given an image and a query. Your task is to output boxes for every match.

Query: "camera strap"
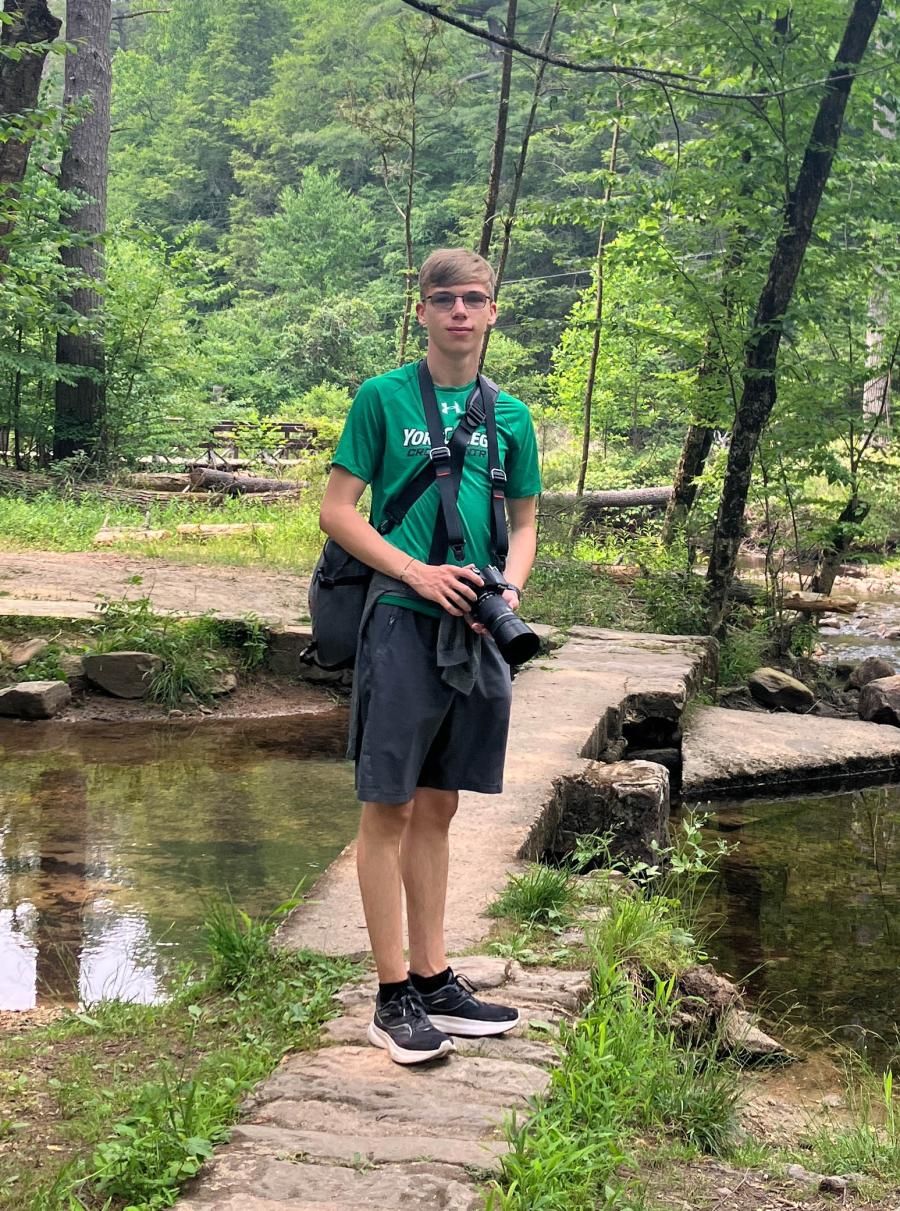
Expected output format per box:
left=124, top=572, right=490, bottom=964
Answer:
left=482, top=373, right=509, bottom=570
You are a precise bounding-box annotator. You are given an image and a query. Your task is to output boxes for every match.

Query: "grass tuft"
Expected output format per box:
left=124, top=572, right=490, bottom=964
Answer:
left=488, top=865, right=576, bottom=926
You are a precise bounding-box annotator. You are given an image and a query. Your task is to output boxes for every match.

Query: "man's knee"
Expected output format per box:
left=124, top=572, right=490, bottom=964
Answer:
left=359, top=799, right=414, bottom=841
left=412, top=787, right=459, bottom=830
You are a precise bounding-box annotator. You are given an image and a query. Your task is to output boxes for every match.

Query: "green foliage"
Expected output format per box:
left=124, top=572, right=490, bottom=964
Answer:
left=488, top=865, right=576, bottom=927
left=718, top=626, right=770, bottom=685
left=202, top=884, right=304, bottom=990
left=85, top=597, right=229, bottom=708
left=486, top=870, right=740, bottom=1210
left=809, top=1066, right=900, bottom=1184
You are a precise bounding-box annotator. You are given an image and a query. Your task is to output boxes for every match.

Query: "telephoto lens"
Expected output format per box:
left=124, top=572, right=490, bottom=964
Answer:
left=471, top=567, right=541, bottom=666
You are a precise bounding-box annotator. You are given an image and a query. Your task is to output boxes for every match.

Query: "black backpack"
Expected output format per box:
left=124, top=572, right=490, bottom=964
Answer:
left=305, top=363, right=508, bottom=671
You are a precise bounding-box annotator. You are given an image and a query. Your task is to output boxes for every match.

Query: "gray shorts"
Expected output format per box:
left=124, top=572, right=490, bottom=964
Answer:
left=353, top=603, right=512, bottom=805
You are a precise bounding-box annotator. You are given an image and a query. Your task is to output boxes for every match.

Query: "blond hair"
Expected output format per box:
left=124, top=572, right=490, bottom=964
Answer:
left=418, top=248, right=496, bottom=298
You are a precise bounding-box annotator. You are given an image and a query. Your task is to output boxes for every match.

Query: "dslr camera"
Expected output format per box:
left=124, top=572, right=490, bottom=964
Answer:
left=470, top=566, right=541, bottom=666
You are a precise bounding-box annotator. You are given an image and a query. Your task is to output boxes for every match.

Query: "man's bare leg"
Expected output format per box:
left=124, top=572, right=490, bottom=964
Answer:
left=402, top=787, right=458, bottom=977
left=356, top=800, right=413, bottom=983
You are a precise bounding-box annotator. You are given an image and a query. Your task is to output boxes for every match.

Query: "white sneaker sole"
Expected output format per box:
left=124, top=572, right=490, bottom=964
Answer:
left=367, top=1021, right=455, bottom=1065
left=426, top=1011, right=520, bottom=1038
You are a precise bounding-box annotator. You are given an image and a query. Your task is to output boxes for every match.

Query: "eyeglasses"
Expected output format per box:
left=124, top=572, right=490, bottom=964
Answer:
left=423, top=291, right=493, bottom=311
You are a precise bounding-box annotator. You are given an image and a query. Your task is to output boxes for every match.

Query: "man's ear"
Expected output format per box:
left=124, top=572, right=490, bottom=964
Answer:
left=415, top=299, right=427, bottom=326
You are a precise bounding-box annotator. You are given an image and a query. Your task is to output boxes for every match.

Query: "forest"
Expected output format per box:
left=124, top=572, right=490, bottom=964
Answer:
left=0, top=0, right=898, bottom=628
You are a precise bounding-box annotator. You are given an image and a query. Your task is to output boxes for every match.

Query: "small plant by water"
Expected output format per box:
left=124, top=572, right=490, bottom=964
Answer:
left=488, top=864, right=576, bottom=926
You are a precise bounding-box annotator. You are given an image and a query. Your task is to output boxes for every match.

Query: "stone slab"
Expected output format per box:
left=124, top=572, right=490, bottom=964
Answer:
left=278, top=627, right=716, bottom=956
left=682, top=705, right=900, bottom=798
left=228, top=1122, right=507, bottom=1170
left=177, top=1155, right=483, bottom=1210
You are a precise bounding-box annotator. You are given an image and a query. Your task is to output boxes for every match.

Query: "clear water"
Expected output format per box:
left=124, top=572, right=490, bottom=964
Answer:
left=699, top=784, right=900, bottom=1063
left=0, top=712, right=358, bottom=1010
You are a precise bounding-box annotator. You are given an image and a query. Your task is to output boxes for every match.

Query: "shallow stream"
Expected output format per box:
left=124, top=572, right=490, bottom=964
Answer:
left=0, top=712, right=358, bottom=1010
left=699, top=784, right=900, bottom=1063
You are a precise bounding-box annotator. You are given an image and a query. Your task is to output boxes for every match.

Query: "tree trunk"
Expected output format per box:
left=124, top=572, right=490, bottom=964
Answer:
left=480, top=0, right=559, bottom=368
left=477, top=0, right=516, bottom=259
left=662, top=422, right=716, bottom=541
left=0, top=0, right=63, bottom=264
left=862, top=28, right=895, bottom=437
left=188, top=468, right=299, bottom=495
left=53, top=0, right=111, bottom=463
left=705, top=0, right=882, bottom=635
left=575, top=95, right=621, bottom=502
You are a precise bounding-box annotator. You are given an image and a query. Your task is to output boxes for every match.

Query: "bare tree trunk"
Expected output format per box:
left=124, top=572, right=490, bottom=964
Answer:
left=0, top=0, right=62, bottom=264
left=480, top=1, right=559, bottom=368
left=705, top=0, right=883, bottom=635
left=53, top=0, right=111, bottom=464
left=477, top=0, right=516, bottom=259
left=574, top=95, right=621, bottom=502
left=862, top=24, right=895, bottom=436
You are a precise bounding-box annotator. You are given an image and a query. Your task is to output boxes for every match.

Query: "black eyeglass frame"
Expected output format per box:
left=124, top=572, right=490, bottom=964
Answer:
left=422, top=290, right=494, bottom=311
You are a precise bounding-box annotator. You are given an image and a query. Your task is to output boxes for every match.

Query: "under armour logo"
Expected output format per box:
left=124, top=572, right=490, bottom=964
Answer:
left=440, top=401, right=463, bottom=416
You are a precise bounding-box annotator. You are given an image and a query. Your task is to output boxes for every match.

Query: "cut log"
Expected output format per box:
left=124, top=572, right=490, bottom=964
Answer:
left=783, top=591, right=858, bottom=615
left=541, top=488, right=673, bottom=533
left=0, top=466, right=298, bottom=509
left=188, top=468, right=298, bottom=495
left=93, top=527, right=172, bottom=545
left=175, top=523, right=276, bottom=539
left=124, top=473, right=193, bottom=492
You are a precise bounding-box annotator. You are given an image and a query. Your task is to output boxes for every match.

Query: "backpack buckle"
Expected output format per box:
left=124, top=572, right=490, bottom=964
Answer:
left=429, top=445, right=452, bottom=476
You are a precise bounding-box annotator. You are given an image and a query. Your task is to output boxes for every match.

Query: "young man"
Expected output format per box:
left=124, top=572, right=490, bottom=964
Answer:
left=319, top=248, right=541, bottom=1065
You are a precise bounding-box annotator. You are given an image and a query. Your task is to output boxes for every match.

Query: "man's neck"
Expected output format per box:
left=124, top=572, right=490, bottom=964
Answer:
left=425, top=347, right=478, bottom=389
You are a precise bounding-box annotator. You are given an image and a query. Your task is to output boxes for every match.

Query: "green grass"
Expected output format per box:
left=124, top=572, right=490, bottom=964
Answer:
left=488, top=865, right=576, bottom=927
left=485, top=902, right=740, bottom=1210
left=0, top=896, right=356, bottom=1211
left=808, top=1066, right=900, bottom=1184
left=0, top=489, right=324, bottom=572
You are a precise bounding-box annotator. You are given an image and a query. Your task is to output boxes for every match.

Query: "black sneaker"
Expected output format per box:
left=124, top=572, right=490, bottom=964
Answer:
left=367, top=988, right=455, bottom=1065
left=417, top=969, right=520, bottom=1038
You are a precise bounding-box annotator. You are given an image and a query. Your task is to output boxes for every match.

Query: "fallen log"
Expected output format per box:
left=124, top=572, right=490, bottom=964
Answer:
left=541, top=488, right=674, bottom=533
left=783, top=591, right=858, bottom=615
left=175, top=523, right=276, bottom=539
left=188, top=468, right=298, bottom=495
left=124, top=473, right=193, bottom=492
left=94, top=527, right=172, bottom=545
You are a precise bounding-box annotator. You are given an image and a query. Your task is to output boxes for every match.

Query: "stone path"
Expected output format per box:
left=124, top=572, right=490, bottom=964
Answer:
left=177, top=956, right=589, bottom=1210
left=682, top=704, right=900, bottom=798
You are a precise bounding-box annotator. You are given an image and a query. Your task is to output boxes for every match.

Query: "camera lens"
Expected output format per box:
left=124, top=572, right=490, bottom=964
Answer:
left=472, top=593, right=541, bottom=665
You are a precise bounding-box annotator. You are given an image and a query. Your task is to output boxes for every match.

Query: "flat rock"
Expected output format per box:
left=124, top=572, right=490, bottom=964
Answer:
left=858, top=674, right=900, bottom=726
left=0, top=679, right=71, bottom=719
left=682, top=705, right=900, bottom=797
left=82, top=651, right=164, bottom=698
left=747, top=666, right=815, bottom=712
left=177, top=1155, right=483, bottom=1210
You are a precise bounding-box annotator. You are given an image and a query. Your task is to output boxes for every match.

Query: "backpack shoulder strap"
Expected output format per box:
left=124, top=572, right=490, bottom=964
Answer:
left=479, top=374, right=509, bottom=568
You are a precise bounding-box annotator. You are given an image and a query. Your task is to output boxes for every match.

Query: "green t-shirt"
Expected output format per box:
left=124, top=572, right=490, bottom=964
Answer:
left=332, top=361, right=542, bottom=617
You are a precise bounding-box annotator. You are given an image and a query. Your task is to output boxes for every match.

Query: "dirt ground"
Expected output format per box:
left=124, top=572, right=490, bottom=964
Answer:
left=0, top=550, right=311, bottom=624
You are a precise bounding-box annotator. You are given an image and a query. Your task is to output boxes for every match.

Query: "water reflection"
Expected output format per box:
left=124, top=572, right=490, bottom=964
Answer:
left=0, top=712, right=358, bottom=1010
left=699, top=785, right=900, bottom=1062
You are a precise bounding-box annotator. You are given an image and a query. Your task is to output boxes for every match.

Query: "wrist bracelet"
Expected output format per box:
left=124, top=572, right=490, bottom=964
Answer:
left=505, top=581, right=522, bottom=598
left=399, top=556, right=417, bottom=582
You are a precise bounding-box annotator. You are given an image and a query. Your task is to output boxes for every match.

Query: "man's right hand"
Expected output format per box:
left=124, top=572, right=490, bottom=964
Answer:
left=403, top=562, right=483, bottom=616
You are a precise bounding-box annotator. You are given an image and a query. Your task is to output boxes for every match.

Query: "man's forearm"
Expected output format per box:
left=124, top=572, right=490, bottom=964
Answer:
left=503, top=524, right=537, bottom=591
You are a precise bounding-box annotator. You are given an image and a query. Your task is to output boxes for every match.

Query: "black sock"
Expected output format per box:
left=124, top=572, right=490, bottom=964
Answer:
left=409, top=967, right=451, bottom=995
left=378, top=979, right=410, bottom=1005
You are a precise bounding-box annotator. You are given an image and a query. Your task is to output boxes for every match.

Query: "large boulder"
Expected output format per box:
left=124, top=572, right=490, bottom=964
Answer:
left=82, top=651, right=164, bottom=699
left=0, top=680, right=71, bottom=719
left=747, top=667, right=815, bottom=712
left=847, top=655, right=896, bottom=689
left=858, top=675, right=900, bottom=727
